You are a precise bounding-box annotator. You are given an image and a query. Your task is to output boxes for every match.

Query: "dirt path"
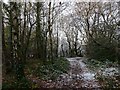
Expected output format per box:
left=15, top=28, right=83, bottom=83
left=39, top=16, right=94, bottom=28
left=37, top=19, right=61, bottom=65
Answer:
left=40, top=57, right=101, bottom=88
left=54, top=57, right=101, bottom=88
left=56, top=57, right=100, bottom=88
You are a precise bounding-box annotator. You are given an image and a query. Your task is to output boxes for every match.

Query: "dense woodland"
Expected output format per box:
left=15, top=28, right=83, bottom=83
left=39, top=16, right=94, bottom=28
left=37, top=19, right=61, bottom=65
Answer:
left=2, top=1, right=120, bottom=89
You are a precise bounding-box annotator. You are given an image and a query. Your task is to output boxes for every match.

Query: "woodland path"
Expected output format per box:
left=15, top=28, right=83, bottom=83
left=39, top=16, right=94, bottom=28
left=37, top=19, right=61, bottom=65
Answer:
left=41, top=57, right=101, bottom=88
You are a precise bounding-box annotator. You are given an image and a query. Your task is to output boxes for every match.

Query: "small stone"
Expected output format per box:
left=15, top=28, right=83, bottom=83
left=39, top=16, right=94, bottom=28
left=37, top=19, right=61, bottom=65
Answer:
left=76, top=74, right=79, bottom=77
left=75, top=82, right=78, bottom=85
left=48, top=80, right=52, bottom=82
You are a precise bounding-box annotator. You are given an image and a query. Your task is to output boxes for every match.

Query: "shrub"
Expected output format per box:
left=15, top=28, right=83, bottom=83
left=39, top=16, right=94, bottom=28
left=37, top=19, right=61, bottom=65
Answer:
left=86, top=31, right=117, bottom=62
left=2, top=77, right=31, bottom=89
left=33, top=57, right=70, bottom=80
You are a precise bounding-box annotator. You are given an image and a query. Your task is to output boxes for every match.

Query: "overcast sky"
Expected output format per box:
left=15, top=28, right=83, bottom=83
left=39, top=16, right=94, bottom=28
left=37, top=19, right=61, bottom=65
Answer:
left=3, top=0, right=120, bottom=3
left=3, top=0, right=8, bottom=3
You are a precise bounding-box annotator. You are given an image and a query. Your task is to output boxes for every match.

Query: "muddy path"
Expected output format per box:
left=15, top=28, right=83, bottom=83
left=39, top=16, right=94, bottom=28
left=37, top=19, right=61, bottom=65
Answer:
left=42, top=57, right=101, bottom=88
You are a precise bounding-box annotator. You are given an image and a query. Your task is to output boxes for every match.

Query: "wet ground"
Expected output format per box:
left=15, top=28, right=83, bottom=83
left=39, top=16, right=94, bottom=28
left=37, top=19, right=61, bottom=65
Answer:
left=41, top=57, right=101, bottom=88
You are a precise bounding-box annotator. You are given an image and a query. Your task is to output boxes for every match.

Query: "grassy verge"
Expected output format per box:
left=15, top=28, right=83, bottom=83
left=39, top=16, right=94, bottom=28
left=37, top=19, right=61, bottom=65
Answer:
left=84, top=58, right=120, bottom=88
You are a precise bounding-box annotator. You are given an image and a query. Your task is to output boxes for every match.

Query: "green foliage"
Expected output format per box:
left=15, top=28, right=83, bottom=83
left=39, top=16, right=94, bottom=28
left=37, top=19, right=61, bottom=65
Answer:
left=85, top=58, right=120, bottom=88
left=85, top=58, right=118, bottom=72
left=2, top=77, right=31, bottom=89
left=29, top=58, right=70, bottom=80
left=53, top=57, right=70, bottom=73
left=86, top=31, right=117, bottom=62
left=14, top=63, right=25, bottom=80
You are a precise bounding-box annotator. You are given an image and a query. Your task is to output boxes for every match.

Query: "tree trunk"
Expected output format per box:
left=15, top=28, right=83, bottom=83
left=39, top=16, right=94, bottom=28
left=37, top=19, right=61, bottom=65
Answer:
left=12, top=2, right=25, bottom=80
left=48, top=2, right=53, bottom=60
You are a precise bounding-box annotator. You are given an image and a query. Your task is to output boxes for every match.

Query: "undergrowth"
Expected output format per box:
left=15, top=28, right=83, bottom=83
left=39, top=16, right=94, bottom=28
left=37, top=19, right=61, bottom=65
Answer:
left=32, top=57, right=70, bottom=80
left=84, top=58, right=120, bottom=88
left=2, top=57, right=70, bottom=89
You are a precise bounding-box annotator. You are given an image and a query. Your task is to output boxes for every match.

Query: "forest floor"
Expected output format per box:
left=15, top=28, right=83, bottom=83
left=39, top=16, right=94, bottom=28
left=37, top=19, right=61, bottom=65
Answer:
left=25, top=57, right=100, bottom=89
left=2, top=57, right=120, bottom=89
left=35, top=57, right=119, bottom=88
